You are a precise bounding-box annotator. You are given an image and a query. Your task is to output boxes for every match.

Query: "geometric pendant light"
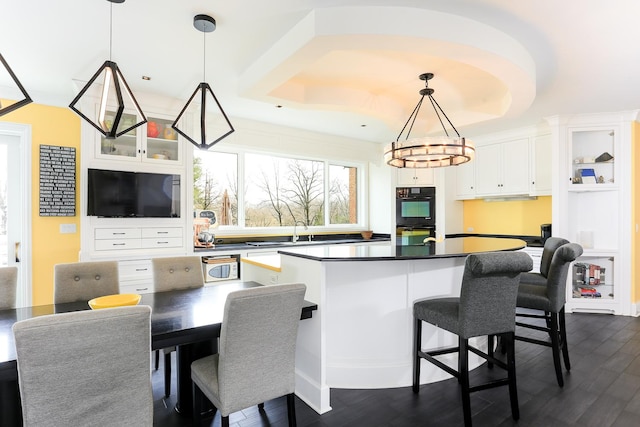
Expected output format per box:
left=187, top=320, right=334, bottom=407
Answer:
left=172, top=14, right=234, bottom=150
left=69, top=0, right=146, bottom=139
left=0, top=52, right=33, bottom=116
left=384, top=73, right=474, bottom=168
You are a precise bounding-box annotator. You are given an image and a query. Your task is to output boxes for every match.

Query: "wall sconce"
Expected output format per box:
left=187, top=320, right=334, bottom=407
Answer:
left=172, top=14, right=234, bottom=150
left=68, top=0, right=146, bottom=139
left=0, top=52, right=33, bottom=116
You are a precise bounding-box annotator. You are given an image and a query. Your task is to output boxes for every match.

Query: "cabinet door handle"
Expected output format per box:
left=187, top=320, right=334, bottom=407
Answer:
left=113, top=243, right=126, bottom=246
left=135, top=268, right=148, bottom=272
left=157, top=231, right=169, bottom=234
left=113, top=232, right=126, bottom=235
left=157, top=241, right=169, bottom=244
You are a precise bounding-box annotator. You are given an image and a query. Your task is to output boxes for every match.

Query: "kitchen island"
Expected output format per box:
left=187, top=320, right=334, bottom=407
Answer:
left=242, top=236, right=526, bottom=415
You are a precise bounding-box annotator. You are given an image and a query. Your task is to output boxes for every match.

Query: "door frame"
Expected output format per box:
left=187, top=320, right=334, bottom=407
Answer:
left=0, top=122, right=32, bottom=307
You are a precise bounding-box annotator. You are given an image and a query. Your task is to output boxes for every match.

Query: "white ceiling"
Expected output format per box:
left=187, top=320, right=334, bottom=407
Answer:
left=1, top=0, right=640, bottom=143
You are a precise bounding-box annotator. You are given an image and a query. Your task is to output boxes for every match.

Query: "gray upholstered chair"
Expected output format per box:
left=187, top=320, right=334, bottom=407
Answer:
left=520, top=237, right=570, bottom=286
left=0, top=266, right=18, bottom=309
left=53, top=261, right=119, bottom=304
left=516, top=242, right=583, bottom=387
left=12, top=305, right=153, bottom=426
left=191, top=283, right=307, bottom=427
left=152, top=255, right=205, bottom=397
left=413, top=252, right=532, bottom=427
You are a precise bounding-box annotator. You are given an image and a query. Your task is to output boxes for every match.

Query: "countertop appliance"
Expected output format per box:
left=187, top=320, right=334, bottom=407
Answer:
left=541, top=223, right=552, bottom=243
left=202, top=256, right=239, bottom=282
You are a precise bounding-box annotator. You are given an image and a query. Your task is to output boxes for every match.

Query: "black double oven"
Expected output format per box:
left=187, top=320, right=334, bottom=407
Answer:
left=396, top=187, right=436, bottom=247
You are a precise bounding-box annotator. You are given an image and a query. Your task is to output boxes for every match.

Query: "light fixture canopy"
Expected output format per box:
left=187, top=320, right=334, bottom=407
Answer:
left=172, top=14, right=234, bottom=150
left=0, top=52, right=33, bottom=116
left=384, top=73, right=474, bottom=168
left=69, top=0, right=147, bottom=139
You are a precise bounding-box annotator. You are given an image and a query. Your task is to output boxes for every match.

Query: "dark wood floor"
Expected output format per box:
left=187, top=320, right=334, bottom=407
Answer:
left=153, top=311, right=640, bottom=427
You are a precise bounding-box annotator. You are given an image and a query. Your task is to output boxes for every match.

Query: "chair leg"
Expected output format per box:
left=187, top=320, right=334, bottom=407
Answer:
left=413, top=317, right=422, bottom=393
left=505, top=332, right=520, bottom=420
left=154, top=349, right=159, bottom=370
left=258, top=402, right=265, bottom=410
left=287, top=393, right=297, bottom=427
left=459, top=338, right=472, bottom=427
left=164, top=351, right=172, bottom=398
left=221, top=415, right=230, bottom=427
left=549, top=312, right=564, bottom=387
left=487, top=335, right=495, bottom=369
left=559, top=307, right=571, bottom=371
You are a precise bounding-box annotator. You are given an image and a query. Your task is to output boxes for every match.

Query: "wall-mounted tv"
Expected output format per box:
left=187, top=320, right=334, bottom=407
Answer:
left=87, top=169, right=181, bottom=218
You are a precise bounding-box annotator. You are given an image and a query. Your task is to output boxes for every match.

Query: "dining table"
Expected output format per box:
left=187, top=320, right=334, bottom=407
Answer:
left=0, top=281, right=318, bottom=426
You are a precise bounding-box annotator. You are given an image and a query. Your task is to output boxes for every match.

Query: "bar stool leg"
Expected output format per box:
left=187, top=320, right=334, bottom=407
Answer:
left=413, top=318, right=422, bottom=393
left=549, top=312, right=564, bottom=387
left=559, top=307, right=571, bottom=370
left=459, top=338, right=472, bottom=427
left=505, top=332, right=519, bottom=420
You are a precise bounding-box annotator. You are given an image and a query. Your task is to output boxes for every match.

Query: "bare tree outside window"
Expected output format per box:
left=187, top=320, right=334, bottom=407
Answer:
left=329, top=164, right=357, bottom=224
left=193, top=151, right=238, bottom=226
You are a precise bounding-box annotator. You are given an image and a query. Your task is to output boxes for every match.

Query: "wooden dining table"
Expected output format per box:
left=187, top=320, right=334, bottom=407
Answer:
left=0, top=281, right=318, bottom=426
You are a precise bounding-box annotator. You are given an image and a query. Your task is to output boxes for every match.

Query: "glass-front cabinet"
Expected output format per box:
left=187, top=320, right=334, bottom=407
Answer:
left=96, top=111, right=182, bottom=164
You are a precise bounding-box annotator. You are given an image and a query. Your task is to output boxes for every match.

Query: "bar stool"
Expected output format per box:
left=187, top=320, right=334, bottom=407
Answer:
left=413, top=251, right=532, bottom=427
left=515, top=242, right=583, bottom=387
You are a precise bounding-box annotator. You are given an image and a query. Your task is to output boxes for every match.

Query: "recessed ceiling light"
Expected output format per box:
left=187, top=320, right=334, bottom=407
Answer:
left=361, top=124, right=367, bottom=127
left=142, top=76, right=151, bottom=81
left=275, top=105, right=283, bottom=108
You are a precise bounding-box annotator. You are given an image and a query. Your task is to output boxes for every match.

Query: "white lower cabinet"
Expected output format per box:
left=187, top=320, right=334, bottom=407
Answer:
left=118, top=259, right=154, bottom=294
left=95, top=227, right=183, bottom=252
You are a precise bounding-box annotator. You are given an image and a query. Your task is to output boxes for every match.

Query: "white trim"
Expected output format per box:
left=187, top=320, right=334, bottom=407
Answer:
left=0, top=122, right=32, bottom=307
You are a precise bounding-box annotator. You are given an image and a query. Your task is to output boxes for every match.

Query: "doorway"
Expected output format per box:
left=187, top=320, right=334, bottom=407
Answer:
left=0, top=122, right=31, bottom=307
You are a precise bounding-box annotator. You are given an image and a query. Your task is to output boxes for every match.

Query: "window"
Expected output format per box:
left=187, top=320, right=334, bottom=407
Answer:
left=193, top=151, right=238, bottom=226
left=194, top=149, right=361, bottom=229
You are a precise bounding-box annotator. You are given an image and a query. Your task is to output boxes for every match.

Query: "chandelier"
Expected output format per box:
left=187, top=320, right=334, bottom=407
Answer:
left=384, top=73, right=474, bottom=168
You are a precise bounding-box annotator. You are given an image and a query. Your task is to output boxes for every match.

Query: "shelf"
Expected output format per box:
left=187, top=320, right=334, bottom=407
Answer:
left=568, top=184, right=617, bottom=192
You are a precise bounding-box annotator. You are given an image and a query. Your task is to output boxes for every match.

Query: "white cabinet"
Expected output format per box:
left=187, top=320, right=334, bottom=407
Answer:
left=95, top=111, right=182, bottom=165
left=549, top=112, right=636, bottom=315
left=475, top=139, right=530, bottom=196
left=118, top=259, right=153, bottom=294
left=529, top=134, right=552, bottom=196
left=397, top=168, right=434, bottom=186
left=94, top=227, right=184, bottom=252
left=454, top=161, right=475, bottom=199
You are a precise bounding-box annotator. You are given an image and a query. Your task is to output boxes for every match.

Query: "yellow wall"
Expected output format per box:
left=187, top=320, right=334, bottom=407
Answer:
left=1, top=100, right=81, bottom=305
left=463, top=196, right=552, bottom=236
left=633, top=122, right=640, bottom=304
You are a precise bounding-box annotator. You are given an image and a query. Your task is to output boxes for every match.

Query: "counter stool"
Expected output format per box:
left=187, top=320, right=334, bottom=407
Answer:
left=515, top=242, right=583, bottom=387
left=413, top=251, right=532, bottom=427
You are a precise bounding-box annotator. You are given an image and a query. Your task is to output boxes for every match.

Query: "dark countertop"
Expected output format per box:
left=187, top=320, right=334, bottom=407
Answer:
left=195, top=233, right=390, bottom=252
left=446, top=233, right=543, bottom=247
left=277, top=236, right=526, bottom=262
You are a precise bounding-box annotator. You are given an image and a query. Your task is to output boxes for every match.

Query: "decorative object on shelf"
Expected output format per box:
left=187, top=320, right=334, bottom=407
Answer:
left=69, top=0, right=147, bottom=139
left=384, top=73, right=474, bottom=168
left=172, top=14, right=234, bottom=150
left=163, top=125, right=177, bottom=140
left=595, top=152, right=613, bottom=162
left=147, top=121, right=160, bottom=138
left=0, top=52, right=32, bottom=116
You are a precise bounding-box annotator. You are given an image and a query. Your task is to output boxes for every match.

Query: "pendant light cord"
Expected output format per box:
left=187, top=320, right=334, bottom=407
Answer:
left=203, top=28, right=206, bottom=81
left=109, top=1, right=113, bottom=61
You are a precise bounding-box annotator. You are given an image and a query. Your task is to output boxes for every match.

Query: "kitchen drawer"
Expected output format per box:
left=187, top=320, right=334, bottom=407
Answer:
left=119, top=259, right=152, bottom=279
left=95, top=239, right=142, bottom=251
left=141, top=227, right=183, bottom=238
left=141, top=237, right=183, bottom=249
left=95, top=228, right=142, bottom=240
left=120, top=282, right=153, bottom=294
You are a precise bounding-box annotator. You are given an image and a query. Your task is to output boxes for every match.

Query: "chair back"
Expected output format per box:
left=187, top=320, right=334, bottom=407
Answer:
left=12, top=305, right=153, bottom=426
left=539, top=237, right=570, bottom=278
left=54, top=261, right=119, bottom=304
left=545, top=243, right=583, bottom=312
left=152, top=256, right=204, bottom=292
left=459, top=252, right=533, bottom=338
left=0, top=266, right=18, bottom=309
left=217, top=283, right=306, bottom=416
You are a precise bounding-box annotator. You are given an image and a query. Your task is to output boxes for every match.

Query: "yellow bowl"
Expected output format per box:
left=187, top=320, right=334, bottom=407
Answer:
left=88, top=293, right=141, bottom=310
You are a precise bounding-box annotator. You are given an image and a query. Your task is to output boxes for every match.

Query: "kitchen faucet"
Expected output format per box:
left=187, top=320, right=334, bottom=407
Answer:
left=292, top=220, right=308, bottom=243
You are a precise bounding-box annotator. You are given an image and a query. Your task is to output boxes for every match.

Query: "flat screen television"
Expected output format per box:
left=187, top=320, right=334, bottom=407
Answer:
left=87, top=169, right=181, bottom=218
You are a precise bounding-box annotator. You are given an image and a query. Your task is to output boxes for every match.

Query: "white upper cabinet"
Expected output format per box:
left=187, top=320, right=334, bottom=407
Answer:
left=529, top=134, right=552, bottom=196
left=95, top=111, right=183, bottom=165
left=396, top=167, right=434, bottom=187
left=475, top=138, right=530, bottom=197
left=454, top=160, right=475, bottom=199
